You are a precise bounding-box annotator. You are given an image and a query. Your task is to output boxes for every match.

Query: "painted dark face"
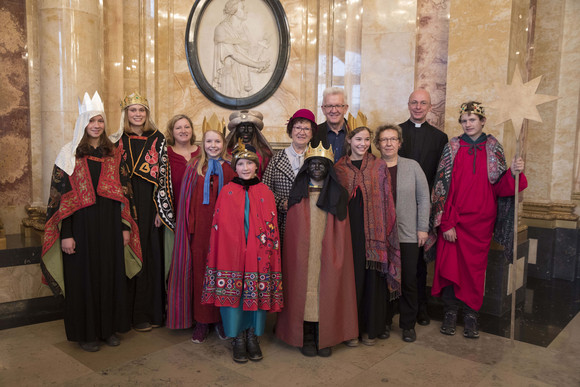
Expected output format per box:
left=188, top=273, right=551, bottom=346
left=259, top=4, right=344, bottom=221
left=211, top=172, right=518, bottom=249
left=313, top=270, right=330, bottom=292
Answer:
left=236, top=123, right=255, bottom=144
left=308, top=158, right=329, bottom=183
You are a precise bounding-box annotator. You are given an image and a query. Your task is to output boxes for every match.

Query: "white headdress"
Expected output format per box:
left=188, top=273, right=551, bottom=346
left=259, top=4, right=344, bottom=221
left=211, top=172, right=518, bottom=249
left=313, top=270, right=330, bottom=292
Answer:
left=54, top=91, right=106, bottom=175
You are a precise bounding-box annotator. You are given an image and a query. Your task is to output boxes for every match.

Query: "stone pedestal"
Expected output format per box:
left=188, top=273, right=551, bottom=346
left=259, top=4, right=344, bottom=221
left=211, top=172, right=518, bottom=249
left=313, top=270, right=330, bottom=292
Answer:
left=480, top=236, right=529, bottom=317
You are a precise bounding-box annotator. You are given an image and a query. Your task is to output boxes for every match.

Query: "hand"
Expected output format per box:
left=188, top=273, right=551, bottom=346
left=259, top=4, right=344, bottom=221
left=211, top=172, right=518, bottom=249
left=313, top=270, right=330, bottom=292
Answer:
left=282, top=199, right=288, bottom=211
left=511, top=156, right=525, bottom=173
left=154, top=214, right=162, bottom=228
left=122, top=230, right=130, bottom=246
left=61, top=238, right=76, bottom=254
left=442, top=227, right=457, bottom=243
left=417, top=231, right=428, bottom=247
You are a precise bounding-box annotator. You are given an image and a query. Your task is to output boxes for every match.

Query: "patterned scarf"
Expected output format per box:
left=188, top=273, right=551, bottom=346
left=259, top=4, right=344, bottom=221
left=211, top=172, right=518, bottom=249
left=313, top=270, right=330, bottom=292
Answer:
left=424, top=134, right=515, bottom=263
left=335, top=153, right=401, bottom=299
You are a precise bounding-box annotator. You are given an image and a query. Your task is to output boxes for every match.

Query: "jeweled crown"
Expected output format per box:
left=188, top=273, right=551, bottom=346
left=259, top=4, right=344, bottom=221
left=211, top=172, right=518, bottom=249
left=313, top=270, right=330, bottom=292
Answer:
left=121, top=92, right=149, bottom=110
left=305, top=142, right=334, bottom=163
left=459, top=102, right=486, bottom=118
left=78, top=91, right=104, bottom=114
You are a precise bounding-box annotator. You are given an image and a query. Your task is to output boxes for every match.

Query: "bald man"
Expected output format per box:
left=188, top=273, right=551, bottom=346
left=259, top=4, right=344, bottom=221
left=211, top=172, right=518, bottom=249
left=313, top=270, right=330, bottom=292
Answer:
left=397, top=89, right=448, bottom=327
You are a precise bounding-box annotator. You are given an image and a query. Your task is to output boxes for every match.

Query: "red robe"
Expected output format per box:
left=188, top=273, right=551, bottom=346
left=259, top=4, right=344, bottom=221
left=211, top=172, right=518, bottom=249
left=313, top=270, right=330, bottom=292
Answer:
left=201, top=180, right=283, bottom=312
left=167, top=146, right=200, bottom=210
left=166, top=161, right=236, bottom=328
left=276, top=198, right=358, bottom=349
left=431, top=137, right=527, bottom=310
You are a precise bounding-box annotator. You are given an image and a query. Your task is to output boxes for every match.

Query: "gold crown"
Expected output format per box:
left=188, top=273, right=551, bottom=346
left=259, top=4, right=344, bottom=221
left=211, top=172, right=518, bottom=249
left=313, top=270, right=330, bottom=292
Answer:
left=202, top=113, right=227, bottom=135
left=347, top=111, right=368, bottom=131
left=459, top=102, right=486, bottom=118
left=232, top=139, right=259, bottom=165
left=305, top=142, right=334, bottom=163
left=121, top=92, right=149, bottom=110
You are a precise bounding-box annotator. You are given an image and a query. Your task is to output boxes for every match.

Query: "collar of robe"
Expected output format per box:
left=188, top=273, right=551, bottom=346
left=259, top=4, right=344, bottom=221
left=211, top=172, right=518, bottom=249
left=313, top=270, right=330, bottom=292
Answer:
left=460, top=133, right=487, bottom=174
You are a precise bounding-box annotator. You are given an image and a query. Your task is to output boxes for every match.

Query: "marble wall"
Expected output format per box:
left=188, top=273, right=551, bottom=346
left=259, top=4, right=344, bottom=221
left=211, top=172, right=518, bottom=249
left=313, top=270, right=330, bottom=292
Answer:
left=0, top=0, right=32, bottom=235
left=2, top=0, right=580, bottom=234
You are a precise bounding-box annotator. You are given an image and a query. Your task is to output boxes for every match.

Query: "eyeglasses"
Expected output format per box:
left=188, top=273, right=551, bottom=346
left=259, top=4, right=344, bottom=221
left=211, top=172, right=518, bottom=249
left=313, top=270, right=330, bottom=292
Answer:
left=379, top=137, right=399, bottom=143
left=292, top=126, right=312, bottom=133
left=408, top=101, right=429, bottom=107
left=322, top=104, right=346, bottom=110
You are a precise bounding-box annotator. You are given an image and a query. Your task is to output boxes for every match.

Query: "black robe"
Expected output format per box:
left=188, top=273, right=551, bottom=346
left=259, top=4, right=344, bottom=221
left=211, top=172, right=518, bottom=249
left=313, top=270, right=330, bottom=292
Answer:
left=120, top=130, right=166, bottom=326
left=398, top=119, right=448, bottom=192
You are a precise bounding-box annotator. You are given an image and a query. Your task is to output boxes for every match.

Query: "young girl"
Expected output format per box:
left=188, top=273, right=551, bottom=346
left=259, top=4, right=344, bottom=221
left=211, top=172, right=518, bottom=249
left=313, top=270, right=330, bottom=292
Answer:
left=42, top=92, right=141, bottom=352
left=201, top=141, right=283, bottom=363
left=334, top=125, right=401, bottom=346
left=167, top=129, right=236, bottom=343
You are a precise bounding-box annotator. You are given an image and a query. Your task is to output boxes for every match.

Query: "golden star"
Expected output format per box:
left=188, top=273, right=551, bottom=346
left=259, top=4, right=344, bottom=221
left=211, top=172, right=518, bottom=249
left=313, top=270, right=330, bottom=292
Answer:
left=488, top=66, right=558, bottom=139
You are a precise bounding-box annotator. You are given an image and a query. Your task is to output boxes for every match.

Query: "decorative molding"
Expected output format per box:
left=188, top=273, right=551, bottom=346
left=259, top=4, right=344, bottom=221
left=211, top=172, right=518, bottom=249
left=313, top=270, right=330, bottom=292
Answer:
left=521, top=200, right=578, bottom=229
left=21, top=205, right=46, bottom=238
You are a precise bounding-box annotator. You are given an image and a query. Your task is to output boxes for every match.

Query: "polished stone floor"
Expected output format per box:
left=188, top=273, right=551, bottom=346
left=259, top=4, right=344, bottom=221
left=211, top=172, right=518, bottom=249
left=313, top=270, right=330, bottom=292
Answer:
left=1, top=306, right=579, bottom=386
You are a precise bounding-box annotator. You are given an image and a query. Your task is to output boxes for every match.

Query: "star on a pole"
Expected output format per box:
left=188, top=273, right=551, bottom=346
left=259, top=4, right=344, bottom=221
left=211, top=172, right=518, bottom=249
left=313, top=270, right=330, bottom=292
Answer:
left=488, top=66, right=558, bottom=139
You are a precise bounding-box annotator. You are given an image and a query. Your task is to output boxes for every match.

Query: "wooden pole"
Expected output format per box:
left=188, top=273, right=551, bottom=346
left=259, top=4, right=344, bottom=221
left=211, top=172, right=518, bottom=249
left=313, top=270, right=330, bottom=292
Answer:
left=510, top=136, right=521, bottom=342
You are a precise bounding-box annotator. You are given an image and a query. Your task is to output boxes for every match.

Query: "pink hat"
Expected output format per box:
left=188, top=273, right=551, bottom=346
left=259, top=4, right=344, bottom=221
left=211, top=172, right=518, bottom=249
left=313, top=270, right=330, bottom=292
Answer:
left=286, top=109, right=317, bottom=136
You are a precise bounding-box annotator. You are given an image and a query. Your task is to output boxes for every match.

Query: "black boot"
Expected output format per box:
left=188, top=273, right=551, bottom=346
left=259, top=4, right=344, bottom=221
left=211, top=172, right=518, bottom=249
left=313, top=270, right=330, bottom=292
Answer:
left=300, top=322, right=317, bottom=357
left=315, top=323, right=332, bottom=357
left=232, top=331, right=248, bottom=363
left=246, top=328, right=263, bottom=361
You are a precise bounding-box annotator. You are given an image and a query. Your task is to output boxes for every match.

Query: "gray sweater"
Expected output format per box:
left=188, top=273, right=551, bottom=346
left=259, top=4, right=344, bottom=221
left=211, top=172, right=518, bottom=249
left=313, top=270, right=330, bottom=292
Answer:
left=393, top=156, right=430, bottom=243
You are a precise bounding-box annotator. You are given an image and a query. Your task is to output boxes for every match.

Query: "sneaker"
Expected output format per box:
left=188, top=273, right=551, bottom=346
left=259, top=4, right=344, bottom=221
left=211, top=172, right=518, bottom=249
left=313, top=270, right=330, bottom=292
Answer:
left=440, top=311, right=457, bottom=336
left=105, top=334, right=120, bottom=347
left=361, top=333, right=376, bottom=346
left=134, top=322, right=152, bottom=332
left=463, top=313, right=480, bottom=339
left=79, top=341, right=100, bottom=352
left=191, top=323, right=209, bottom=344
left=215, top=322, right=228, bottom=340
left=402, top=328, right=416, bottom=342
left=343, top=338, right=359, bottom=347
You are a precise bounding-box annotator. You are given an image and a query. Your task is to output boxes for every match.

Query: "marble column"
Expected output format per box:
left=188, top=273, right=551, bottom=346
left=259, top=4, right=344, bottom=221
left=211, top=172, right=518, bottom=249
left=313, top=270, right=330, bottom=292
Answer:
left=444, top=0, right=513, bottom=139
left=37, top=0, right=103, bottom=203
left=360, top=0, right=417, bottom=128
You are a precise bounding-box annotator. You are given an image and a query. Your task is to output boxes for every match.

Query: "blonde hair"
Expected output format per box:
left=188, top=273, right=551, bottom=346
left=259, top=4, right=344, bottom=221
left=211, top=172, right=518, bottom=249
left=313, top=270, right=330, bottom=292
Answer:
left=192, top=130, right=232, bottom=176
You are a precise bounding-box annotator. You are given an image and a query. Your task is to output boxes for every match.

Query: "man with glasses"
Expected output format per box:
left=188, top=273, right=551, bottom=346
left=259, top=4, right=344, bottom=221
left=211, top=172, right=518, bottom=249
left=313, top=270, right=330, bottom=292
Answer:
left=398, top=89, right=448, bottom=327
left=313, top=87, right=349, bottom=163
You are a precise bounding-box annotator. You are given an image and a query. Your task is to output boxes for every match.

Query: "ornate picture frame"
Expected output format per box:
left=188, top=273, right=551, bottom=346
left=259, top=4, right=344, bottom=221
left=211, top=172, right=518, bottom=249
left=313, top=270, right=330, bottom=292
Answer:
left=185, top=0, right=290, bottom=109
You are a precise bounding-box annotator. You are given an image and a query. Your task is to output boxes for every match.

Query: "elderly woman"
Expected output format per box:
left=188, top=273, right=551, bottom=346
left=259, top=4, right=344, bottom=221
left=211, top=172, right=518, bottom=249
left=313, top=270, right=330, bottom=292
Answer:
left=225, top=110, right=273, bottom=179
left=165, top=114, right=200, bottom=209
left=375, top=124, right=429, bottom=343
left=263, top=109, right=316, bottom=243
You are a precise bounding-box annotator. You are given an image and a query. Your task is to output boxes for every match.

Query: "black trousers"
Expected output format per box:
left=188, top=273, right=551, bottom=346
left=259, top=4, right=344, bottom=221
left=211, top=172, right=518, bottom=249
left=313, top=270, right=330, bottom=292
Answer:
left=441, top=286, right=479, bottom=316
left=416, top=247, right=428, bottom=312
left=387, top=242, right=419, bottom=329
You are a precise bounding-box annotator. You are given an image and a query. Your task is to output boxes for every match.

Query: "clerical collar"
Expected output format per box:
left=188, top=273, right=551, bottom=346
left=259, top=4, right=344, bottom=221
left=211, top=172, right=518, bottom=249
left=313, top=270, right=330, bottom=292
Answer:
left=410, top=120, right=425, bottom=128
